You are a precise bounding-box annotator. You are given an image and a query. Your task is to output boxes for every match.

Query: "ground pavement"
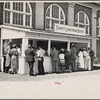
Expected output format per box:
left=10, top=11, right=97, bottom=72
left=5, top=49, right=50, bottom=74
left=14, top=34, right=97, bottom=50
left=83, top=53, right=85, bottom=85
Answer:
left=0, top=66, right=100, bottom=99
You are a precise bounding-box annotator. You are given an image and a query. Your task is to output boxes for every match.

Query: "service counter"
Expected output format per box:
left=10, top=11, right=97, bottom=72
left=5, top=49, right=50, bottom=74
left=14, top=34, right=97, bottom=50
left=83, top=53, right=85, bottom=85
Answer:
left=18, top=56, right=52, bottom=74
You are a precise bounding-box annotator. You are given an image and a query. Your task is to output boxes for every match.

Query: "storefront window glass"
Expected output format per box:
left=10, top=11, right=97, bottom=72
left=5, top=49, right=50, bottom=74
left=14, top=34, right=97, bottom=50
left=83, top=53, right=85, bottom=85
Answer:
left=75, top=11, right=90, bottom=35
left=45, top=4, right=65, bottom=30
left=4, top=2, right=32, bottom=27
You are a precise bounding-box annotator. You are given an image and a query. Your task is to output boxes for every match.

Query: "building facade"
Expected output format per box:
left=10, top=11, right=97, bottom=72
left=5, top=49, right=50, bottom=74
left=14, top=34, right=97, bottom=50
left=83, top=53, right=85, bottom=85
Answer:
left=0, top=2, right=100, bottom=74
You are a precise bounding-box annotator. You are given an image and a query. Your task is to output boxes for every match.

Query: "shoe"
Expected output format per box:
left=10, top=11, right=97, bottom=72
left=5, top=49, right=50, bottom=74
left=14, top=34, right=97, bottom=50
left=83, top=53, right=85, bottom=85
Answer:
left=33, top=74, right=37, bottom=76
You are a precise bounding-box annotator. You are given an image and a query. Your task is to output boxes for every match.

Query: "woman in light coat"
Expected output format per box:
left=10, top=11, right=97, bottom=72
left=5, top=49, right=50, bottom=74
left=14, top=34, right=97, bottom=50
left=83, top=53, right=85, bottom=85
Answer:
left=10, top=44, right=18, bottom=74
left=78, top=49, right=84, bottom=70
left=83, top=48, right=91, bottom=71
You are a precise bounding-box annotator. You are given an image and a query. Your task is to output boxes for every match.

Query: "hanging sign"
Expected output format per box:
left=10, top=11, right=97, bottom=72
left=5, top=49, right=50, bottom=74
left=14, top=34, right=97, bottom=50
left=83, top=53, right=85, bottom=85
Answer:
left=54, top=23, right=85, bottom=36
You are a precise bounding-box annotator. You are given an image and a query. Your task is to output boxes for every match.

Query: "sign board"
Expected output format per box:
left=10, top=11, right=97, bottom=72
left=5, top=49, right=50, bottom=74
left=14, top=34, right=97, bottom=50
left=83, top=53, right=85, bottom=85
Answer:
left=54, top=23, right=85, bottom=36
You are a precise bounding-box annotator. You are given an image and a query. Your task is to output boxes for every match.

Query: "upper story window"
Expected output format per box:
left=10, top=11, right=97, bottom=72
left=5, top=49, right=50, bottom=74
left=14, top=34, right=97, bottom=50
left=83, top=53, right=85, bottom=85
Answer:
left=45, top=4, right=65, bottom=30
left=4, top=2, right=32, bottom=27
left=97, top=18, right=100, bottom=36
left=75, top=11, right=90, bottom=35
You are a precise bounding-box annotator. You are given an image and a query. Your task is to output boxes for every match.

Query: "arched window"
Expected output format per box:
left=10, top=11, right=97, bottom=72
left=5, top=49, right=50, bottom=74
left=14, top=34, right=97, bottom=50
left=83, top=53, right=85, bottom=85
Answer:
left=75, top=11, right=90, bottom=35
left=4, top=2, right=32, bottom=27
left=97, top=17, right=100, bottom=36
left=45, top=4, right=65, bottom=30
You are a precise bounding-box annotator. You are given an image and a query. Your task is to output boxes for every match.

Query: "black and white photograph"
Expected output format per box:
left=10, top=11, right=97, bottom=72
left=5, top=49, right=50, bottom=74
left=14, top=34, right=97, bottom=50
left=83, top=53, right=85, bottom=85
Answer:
left=0, top=0, right=100, bottom=99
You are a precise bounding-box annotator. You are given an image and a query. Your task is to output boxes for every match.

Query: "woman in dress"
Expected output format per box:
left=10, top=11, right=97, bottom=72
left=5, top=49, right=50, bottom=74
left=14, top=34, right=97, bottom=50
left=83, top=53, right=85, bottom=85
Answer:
left=78, top=49, right=84, bottom=70
left=10, top=44, right=18, bottom=74
left=5, top=42, right=12, bottom=73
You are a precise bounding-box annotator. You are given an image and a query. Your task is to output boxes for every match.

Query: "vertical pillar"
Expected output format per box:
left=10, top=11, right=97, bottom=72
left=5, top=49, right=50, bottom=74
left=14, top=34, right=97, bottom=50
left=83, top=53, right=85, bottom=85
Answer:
left=1, top=39, right=3, bottom=72
left=91, top=8, right=97, bottom=56
left=18, top=37, right=28, bottom=74
left=68, top=3, right=75, bottom=26
left=48, top=40, right=51, bottom=56
left=67, top=41, right=70, bottom=51
left=87, top=41, right=90, bottom=48
left=22, top=38, right=28, bottom=56
left=1, top=27, right=3, bottom=72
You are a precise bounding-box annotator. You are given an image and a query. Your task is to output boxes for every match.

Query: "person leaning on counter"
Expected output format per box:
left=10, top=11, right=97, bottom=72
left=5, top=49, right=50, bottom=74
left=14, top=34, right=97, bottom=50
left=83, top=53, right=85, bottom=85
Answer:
left=37, top=46, right=45, bottom=75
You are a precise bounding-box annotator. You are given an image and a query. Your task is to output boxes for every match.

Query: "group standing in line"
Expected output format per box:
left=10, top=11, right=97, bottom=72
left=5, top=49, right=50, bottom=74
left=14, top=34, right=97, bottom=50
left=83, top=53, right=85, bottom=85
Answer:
left=4, top=42, right=20, bottom=74
left=2, top=42, right=95, bottom=76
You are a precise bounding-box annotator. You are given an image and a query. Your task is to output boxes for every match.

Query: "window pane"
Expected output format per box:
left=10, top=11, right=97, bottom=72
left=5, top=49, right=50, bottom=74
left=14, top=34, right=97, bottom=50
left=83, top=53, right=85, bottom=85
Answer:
left=60, top=21, right=64, bottom=24
left=5, top=11, right=10, bottom=23
left=79, top=24, right=85, bottom=28
left=52, top=5, right=59, bottom=18
left=60, top=10, right=64, bottom=20
left=97, top=28, right=99, bottom=35
left=86, top=26, right=89, bottom=34
left=75, top=23, right=78, bottom=27
left=25, top=15, right=30, bottom=26
left=5, top=2, right=10, bottom=9
left=26, top=3, right=30, bottom=13
left=46, top=8, right=50, bottom=17
left=86, top=16, right=89, bottom=24
left=75, top=15, right=78, bottom=22
left=45, top=5, right=65, bottom=30
left=13, top=13, right=23, bottom=25
left=46, top=19, right=50, bottom=29
left=4, top=2, right=32, bottom=27
left=13, top=2, right=23, bottom=12
left=75, top=12, right=90, bottom=35
left=79, top=12, right=84, bottom=23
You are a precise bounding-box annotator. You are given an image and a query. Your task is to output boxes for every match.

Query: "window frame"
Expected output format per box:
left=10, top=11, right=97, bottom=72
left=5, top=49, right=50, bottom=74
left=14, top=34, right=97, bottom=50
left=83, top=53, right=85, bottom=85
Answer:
left=45, top=4, right=65, bottom=30
left=75, top=11, right=90, bottom=35
left=3, top=2, right=32, bottom=28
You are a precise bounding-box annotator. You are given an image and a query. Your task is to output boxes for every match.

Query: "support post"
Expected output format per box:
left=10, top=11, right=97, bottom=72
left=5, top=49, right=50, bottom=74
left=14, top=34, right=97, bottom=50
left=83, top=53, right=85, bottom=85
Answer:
left=48, top=40, right=51, bottom=56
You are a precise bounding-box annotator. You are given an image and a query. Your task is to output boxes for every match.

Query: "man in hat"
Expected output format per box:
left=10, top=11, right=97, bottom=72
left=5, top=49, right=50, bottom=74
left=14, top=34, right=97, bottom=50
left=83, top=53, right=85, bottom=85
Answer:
left=88, top=47, right=95, bottom=70
left=25, top=44, right=35, bottom=76
left=70, top=44, right=77, bottom=71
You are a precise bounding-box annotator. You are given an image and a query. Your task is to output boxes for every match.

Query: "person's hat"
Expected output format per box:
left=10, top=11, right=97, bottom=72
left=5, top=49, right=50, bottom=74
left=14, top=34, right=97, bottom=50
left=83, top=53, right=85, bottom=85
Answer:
left=28, top=44, right=31, bottom=48
left=12, top=44, right=16, bottom=48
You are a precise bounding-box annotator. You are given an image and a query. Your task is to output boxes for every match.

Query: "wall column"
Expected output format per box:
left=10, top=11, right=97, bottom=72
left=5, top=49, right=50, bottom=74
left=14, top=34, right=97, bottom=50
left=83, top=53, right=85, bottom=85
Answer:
left=68, top=3, right=75, bottom=26
left=35, top=2, right=44, bottom=29
left=91, top=8, right=97, bottom=56
left=48, top=40, right=51, bottom=56
left=1, top=27, right=3, bottom=72
left=67, top=41, right=70, bottom=51
left=18, top=37, right=28, bottom=74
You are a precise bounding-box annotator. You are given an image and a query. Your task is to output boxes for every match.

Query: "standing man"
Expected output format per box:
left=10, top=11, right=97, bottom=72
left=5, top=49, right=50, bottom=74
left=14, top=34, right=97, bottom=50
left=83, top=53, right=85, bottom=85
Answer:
left=25, top=44, right=35, bottom=76
left=70, top=44, right=77, bottom=71
left=37, top=46, right=45, bottom=75
left=51, top=47, right=59, bottom=73
left=88, top=47, right=95, bottom=70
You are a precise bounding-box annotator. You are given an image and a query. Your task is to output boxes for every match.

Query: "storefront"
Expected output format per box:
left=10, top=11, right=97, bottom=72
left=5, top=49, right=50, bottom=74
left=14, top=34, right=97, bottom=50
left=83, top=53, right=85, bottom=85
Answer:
left=0, top=24, right=91, bottom=74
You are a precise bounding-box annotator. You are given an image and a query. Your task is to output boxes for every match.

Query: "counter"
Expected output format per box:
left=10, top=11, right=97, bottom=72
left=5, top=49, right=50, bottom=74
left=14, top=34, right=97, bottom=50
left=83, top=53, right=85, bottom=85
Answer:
left=18, top=56, right=52, bottom=74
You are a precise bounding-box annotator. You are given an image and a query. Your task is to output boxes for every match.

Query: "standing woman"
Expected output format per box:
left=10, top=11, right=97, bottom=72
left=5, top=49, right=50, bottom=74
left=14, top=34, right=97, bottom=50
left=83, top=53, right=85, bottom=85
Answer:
left=78, top=49, right=84, bottom=70
left=88, top=47, right=95, bottom=70
left=5, top=42, right=12, bottom=73
left=10, top=44, right=18, bottom=74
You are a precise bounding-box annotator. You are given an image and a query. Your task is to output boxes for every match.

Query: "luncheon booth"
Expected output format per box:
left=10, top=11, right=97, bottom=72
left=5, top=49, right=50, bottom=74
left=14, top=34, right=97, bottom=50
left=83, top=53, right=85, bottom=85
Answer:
left=1, top=24, right=91, bottom=74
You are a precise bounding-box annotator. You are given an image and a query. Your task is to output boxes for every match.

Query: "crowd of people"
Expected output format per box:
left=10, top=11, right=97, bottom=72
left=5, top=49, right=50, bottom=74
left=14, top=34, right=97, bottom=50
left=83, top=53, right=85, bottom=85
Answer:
left=50, top=44, right=95, bottom=73
left=2, top=42, right=95, bottom=76
left=3, top=42, right=21, bottom=74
